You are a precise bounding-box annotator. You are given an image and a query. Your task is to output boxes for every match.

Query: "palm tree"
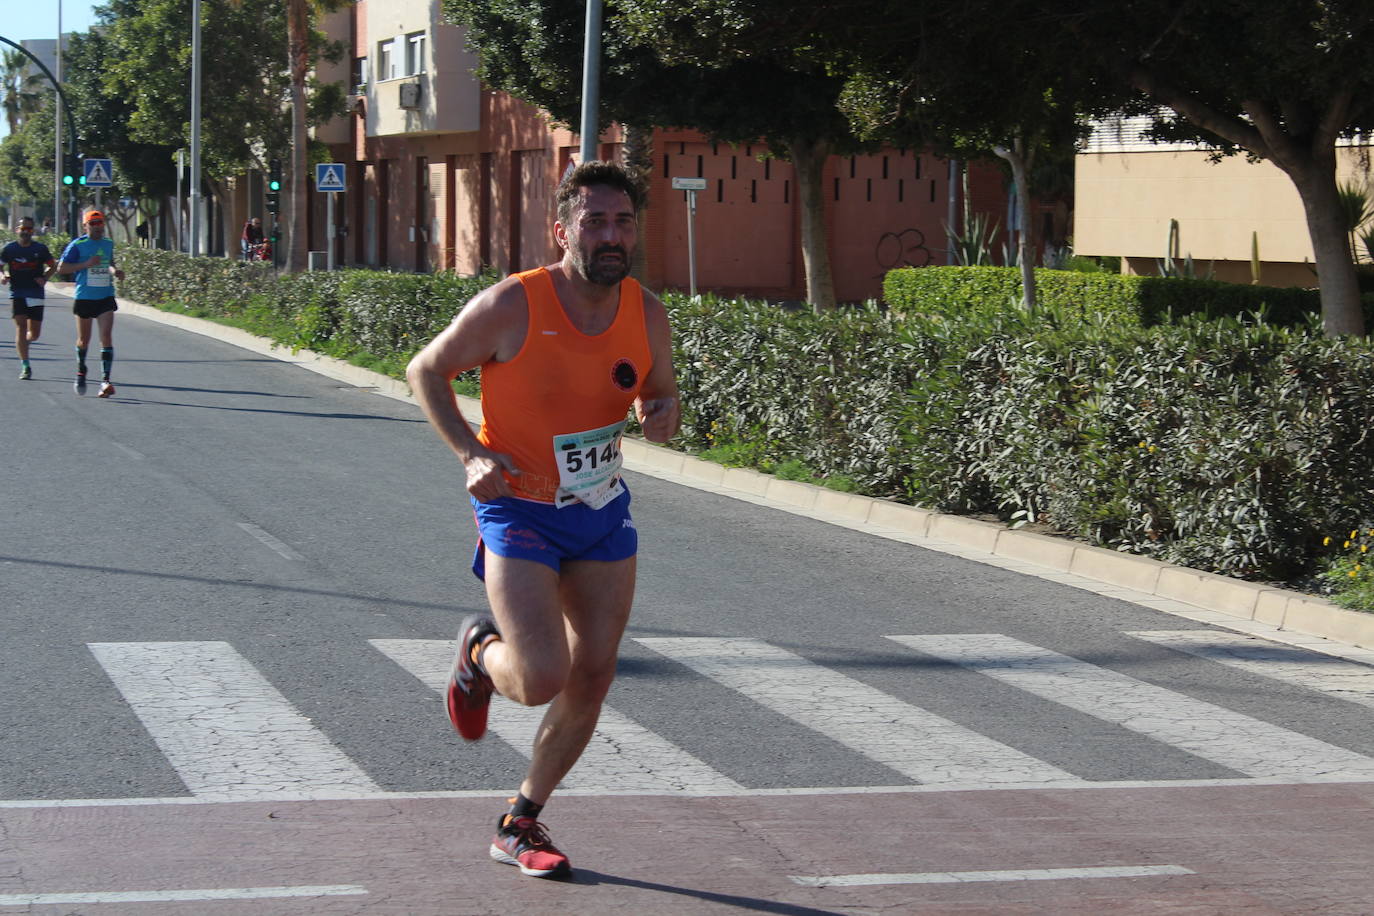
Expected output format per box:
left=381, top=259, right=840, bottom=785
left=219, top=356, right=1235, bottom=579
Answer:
left=286, top=0, right=347, bottom=273
left=1, top=50, right=43, bottom=135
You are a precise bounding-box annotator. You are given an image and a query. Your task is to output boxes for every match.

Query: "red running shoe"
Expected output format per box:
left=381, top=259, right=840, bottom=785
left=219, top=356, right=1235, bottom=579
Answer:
left=446, top=615, right=498, bottom=740
left=490, top=816, right=571, bottom=878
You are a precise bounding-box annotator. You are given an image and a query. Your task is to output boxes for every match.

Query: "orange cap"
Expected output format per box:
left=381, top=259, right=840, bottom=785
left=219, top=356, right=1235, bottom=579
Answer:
left=83, top=209, right=105, bottom=223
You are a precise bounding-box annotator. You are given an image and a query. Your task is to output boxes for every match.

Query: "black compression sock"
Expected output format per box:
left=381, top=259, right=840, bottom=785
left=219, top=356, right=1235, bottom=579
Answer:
left=505, top=793, right=544, bottom=826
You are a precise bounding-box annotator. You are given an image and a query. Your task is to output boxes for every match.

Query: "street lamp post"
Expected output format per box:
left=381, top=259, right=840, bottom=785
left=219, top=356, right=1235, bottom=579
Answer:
left=189, top=0, right=202, bottom=256
left=578, top=0, right=602, bottom=164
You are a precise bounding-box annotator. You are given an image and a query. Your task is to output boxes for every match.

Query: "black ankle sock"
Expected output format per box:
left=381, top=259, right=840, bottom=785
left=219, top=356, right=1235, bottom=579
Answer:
left=505, top=793, right=544, bottom=825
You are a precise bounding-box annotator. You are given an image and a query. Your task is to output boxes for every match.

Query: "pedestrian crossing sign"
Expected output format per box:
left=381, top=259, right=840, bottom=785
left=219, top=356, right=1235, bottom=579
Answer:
left=83, top=158, right=113, bottom=188
left=315, top=163, right=345, bottom=192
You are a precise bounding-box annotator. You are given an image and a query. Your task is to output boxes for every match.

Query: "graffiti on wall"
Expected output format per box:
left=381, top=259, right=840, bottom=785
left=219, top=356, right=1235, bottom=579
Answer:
left=874, top=228, right=933, bottom=277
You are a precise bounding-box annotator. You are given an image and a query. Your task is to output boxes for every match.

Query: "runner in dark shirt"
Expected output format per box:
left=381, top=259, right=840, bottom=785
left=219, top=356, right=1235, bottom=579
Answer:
left=1, top=217, right=57, bottom=380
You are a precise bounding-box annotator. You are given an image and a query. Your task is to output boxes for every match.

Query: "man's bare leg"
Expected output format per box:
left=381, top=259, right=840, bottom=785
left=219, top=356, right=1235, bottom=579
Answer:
left=481, top=554, right=636, bottom=802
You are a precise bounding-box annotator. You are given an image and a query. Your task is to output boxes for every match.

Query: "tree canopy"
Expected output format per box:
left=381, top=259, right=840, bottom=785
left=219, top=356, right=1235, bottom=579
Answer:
left=445, top=0, right=878, bottom=308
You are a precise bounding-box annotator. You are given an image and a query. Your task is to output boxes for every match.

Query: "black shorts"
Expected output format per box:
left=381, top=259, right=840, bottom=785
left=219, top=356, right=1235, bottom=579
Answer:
left=11, top=298, right=44, bottom=320
left=73, top=297, right=118, bottom=319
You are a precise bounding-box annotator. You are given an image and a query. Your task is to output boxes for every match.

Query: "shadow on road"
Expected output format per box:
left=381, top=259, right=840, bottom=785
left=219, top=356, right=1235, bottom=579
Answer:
left=0, top=554, right=465, bottom=614
left=569, top=870, right=846, bottom=916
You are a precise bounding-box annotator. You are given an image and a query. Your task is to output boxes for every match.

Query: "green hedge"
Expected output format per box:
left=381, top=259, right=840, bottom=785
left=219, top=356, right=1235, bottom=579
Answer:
left=115, top=246, right=497, bottom=377
left=669, top=295, right=1374, bottom=581
left=883, top=265, right=1374, bottom=328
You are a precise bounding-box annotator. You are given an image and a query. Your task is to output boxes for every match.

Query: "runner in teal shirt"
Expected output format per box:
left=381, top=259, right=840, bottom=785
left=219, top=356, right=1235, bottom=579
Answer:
left=57, top=210, right=124, bottom=397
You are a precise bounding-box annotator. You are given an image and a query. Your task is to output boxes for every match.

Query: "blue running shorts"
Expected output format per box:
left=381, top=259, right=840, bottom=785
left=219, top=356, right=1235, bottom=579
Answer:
left=470, top=487, right=636, bottom=580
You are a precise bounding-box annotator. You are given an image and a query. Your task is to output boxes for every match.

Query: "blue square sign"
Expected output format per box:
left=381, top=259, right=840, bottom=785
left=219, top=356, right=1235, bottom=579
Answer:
left=84, top=158, right=113, bottom=188
left=315, top=163, right=345, bottom=192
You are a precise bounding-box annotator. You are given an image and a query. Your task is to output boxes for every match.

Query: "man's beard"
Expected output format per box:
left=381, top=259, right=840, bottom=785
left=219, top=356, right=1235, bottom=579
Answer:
left=573, top=242, right=630, bottom=287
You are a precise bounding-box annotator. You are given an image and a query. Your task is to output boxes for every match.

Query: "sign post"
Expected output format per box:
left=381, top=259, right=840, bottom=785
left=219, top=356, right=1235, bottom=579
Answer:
left=671, top=177, right=706, bottom=296
left=315, top=163, right=346, bottom=270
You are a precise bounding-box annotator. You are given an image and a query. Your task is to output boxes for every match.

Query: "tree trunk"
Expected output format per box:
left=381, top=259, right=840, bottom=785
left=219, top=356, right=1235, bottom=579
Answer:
left=1286, top=160, right=1366, bottom=336
left=786, top=136, right=836, bottom=311
left=209, top=177, right=236, bottom=257
left=620, top=124, right=653, bottom=283
left=287, top=0, right=310, bottom=273
left=993, top=137, right=1038, bottom=313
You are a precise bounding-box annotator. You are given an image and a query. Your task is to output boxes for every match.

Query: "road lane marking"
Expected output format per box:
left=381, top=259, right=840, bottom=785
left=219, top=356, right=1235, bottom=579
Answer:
left=236, top=522, right=305, bottom=561
left=88, top=642, right=380, bottom=800
left=4, top=773, right=1374, bottom=808
left=1129, top=630, right=1374, bottom=709
left=635, top=637, right=1079, bottom=786
left=789, top=865, right=1194, bottom=887
left=890, top=634, right=1374, bottom=780
left=372, top=639, right=745, bottom=793
left=111, top=441, right=145, bottom=460
left=0, top=885, right=367, bottom=906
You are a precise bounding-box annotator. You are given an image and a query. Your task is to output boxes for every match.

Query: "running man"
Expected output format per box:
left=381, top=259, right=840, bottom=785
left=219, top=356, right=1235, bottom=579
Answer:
left=57, top=210, right=124, bottom=397
left=406, top=161, right=679, bottom=880
left=1, top=217, right=57, bottom=379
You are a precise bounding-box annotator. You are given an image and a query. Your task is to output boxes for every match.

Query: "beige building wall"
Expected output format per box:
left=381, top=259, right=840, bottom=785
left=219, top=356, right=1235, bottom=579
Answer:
left=1076, top=144, right=1373, bottom=287
left=362, top=0, right=480, bottom=138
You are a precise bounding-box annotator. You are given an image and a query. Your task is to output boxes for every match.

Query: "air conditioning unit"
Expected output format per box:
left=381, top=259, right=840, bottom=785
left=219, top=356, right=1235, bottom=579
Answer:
left=398, top=82, right=422, bottom=109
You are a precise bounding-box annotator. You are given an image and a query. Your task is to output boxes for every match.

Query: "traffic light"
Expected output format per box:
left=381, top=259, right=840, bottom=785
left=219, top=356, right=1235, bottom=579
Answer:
left=266, top=157, right=282, bottom=213
left=62, top=154, right=80, bottom=187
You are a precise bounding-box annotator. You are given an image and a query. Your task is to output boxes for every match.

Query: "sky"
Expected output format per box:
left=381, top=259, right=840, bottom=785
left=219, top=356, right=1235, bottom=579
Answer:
left=0, top=1, right=104, bottom=139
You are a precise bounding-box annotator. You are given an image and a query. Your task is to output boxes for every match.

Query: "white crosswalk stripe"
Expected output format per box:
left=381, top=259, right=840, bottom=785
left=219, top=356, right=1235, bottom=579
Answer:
left=371, top=639, right=744, bottom=794
left=888, top=634, right=1374, bottom=780
left=635, top=637, right=1080, bottom=786
left=64, top=631, right=1374, bottom=806
left=88, top=642, right=380, bottom=801
left=1129, top=630, right=1374, bottom=710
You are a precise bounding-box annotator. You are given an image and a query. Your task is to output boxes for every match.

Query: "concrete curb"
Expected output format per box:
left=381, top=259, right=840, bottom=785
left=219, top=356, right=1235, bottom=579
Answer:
left=115, top=295, right=1374, bottom=653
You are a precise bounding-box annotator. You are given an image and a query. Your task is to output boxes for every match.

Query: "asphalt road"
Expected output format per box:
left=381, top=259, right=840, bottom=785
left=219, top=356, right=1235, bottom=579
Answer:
left=2, top=294, right=1372, bottom=914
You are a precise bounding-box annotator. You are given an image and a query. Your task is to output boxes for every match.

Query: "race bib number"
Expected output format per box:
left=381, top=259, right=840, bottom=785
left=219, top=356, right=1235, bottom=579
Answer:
left=552, top=420, right=626, bottom=510
left=87, top=265, right=112, bottom=288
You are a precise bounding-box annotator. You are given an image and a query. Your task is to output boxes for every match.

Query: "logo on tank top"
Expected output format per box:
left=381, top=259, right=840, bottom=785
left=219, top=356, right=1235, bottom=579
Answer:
left=611, top=358, right=639, bottom=391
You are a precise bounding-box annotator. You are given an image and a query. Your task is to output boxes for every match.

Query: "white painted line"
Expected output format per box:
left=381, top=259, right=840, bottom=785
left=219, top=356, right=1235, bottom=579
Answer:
left=5, top=772, right=1374, bottom=809
left=88, top=642, right=380, bottom=800
left=790, top=864, right=1194, bottom=887
left=1129, top=630, right=1374, bottom=709
left=371, top=639, right=744, bottom=793
left=112, top=441, right=145, bottom=460
left=890, top=634, right=1374, bottom=780
left=635, top=637, right=1079, bottom=786
left=236, top=522, right=305, bottom=561
left=0, top=885, right=367, bottom=906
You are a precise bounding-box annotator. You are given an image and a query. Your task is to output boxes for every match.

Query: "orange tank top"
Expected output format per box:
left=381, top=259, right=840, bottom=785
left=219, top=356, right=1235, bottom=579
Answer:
left=478, top=267, right=653, bottom=505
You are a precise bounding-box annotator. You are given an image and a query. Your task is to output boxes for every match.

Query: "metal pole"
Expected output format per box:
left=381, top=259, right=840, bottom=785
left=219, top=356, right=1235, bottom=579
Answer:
left=578, top=0, right=602, bottom=164
left=686, top=189, right=697, bottom=297
left=189, top=0, right=202, bottom=256
left=175, top=150, right=184, bottom=252
left=326, top=192, right=335, bottom=271
left=53, top=0, right=62, bottom=229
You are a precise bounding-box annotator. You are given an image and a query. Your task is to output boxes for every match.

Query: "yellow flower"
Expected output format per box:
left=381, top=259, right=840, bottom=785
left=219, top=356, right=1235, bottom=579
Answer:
left=1324, top=536, right=1332, bottom=546
left=1138, top=441, right=1147, bottom=449
left=1352, top=530, right=1359, bottom=539
left=1345, top=541, right=1352, bottom=549
left=1350, top=570, right=1359, bottom=578
left=1364, top=546, right=1369, bottom=554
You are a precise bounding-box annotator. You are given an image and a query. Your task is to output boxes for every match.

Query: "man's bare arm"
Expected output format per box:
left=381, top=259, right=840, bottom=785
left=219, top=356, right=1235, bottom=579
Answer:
left=634, top=292, right=680, bottom=443
left=406, top=277, right=528, bottom=501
